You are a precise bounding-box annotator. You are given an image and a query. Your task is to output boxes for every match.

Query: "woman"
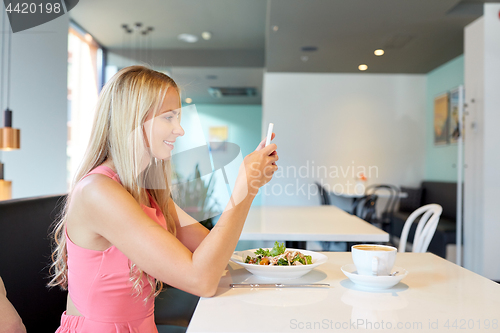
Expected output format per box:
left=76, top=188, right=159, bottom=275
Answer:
left=49, top=66, right=278, bottom=332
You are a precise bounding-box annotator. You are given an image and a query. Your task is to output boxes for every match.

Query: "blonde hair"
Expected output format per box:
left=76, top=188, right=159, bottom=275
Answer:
left=48, top=65, right=179, bottom=301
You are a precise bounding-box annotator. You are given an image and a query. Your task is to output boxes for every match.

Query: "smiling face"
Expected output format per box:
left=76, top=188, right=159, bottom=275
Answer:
left=143, top=86, right=185, bottom=160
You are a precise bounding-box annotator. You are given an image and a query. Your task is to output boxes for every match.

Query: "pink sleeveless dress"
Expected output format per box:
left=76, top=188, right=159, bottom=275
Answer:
left=55, top=165, right=167, bottom=333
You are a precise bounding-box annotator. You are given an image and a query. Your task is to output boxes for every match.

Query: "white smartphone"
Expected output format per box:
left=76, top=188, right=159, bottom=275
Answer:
left=265, top=123, right=274, bottom=147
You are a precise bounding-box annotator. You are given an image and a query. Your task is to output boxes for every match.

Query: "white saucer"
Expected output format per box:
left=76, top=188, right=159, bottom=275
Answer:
left=341, top=264, right=408, bottom=290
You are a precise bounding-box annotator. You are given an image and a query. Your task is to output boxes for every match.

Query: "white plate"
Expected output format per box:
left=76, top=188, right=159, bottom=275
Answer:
left=341, top=264, right=408, bottom=290
left=231, top=248, right=328, bottom=280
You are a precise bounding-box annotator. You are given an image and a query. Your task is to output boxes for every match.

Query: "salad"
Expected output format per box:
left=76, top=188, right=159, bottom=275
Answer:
left=244, top=241, right=313, bottom=266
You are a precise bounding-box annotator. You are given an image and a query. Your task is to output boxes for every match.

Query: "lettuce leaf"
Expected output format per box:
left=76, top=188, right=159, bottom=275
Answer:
left=293, top=254, right=306, bottom=265
left=270, top=241, right=286, bottom=256
left=277, top=258, right=289, bottom=266
left=255, top=248, right=271, bottom=257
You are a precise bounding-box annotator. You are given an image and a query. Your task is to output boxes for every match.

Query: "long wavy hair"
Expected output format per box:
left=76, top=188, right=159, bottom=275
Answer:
left=48, top=65, right=180, bottom=301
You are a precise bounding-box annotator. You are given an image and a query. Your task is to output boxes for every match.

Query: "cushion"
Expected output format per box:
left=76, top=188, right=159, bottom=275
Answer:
left=398, top=187, right=423, bottom=213
left=421, top=181, right=457, bottom=220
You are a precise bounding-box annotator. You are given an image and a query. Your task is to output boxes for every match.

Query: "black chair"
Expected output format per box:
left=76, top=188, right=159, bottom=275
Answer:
left=314, top=182, right=331, bottom=205
left=351, top=194, right=379, bottom=224
left=365, top=184, right=400, bottom=237
left=155, top=286, right=200, bottom=333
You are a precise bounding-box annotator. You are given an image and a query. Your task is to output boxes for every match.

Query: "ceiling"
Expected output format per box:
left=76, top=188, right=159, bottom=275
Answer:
left=70, top=0, right=496, bottom=104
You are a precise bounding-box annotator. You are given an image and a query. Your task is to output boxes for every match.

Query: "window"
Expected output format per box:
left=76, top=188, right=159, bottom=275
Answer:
left=67, top=23, right=105, bottom=188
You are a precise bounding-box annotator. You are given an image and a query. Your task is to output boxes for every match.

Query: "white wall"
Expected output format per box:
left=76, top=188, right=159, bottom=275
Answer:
left=464, top=17, right=485, bottom=277
left=0, top=15, right=69, bottom=198
left=464, top=4, right=500, bottom=281
left=262, top=73, right=426, bottom=206
left=482, top=4, right=500, bottom=281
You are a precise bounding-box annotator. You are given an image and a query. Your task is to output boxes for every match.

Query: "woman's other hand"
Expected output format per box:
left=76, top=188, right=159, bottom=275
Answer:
left=0, top=277, right=27, bottom=333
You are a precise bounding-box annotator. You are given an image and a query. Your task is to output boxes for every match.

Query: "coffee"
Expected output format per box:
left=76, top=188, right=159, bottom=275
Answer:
left=353, top=245, right=395, bottom=252
left=351, top=244, right=397, bottom=276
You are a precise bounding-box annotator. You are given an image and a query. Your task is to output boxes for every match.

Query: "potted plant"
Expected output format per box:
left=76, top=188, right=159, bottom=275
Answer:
left=172, top=164, right=220, bottom=230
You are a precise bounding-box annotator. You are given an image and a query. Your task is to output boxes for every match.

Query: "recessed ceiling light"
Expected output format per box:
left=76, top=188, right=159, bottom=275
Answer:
left=374, top=49, right=385, bottom=56
left=178, top=33, right=198, bottom=43
left=301, top=56, right=309, bottom=62
left=358, top=64, right=368, bottom=71
left=301, top=46, right=318, bottom=52
left=273, top=26, right=279, bottom=32
left=206, top=75, right=218, bottom=80
left=185, top=98, right=192, bottom=104
left=201, top=31, right=212, bottom=40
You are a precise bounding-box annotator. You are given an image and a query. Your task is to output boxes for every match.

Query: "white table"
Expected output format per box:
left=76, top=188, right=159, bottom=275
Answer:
left=240, top=206, right=389, bottom=243
left=187, top=252, right=500, bottom=332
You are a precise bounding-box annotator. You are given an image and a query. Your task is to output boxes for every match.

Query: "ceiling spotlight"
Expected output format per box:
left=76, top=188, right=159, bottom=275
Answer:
left=272, top=26, right=279, bottom=32
left=147, top=27, right=154, bottom=32
left=134, top=22, right=143, bottom=30
left=185, top=98, right=192, bottom=104
left=301, top=46, right=318, bottom=52
left=301, top=56, right=309, bottom=62
left=374, top=49, right=385, bottom=56
left=84, top=33, right=93, bottom=42
left=121, top=24, right=129, bottom=30
left=358, top=64, right=368, bottom=71
left=201, top=31, right=212, bottom=40
left=178, top=33, right=198, bottom=43
left=206, top=75, right=218, bottom=80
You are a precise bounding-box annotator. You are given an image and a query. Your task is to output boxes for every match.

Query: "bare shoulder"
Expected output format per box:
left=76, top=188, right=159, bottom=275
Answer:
left=67, top=174, right=146, bottom=250
left=72, top=173, right=132, bottom=208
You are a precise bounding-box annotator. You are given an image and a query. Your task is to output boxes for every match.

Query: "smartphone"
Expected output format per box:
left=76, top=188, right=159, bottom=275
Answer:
left=265, top=123, right=274, bottom=147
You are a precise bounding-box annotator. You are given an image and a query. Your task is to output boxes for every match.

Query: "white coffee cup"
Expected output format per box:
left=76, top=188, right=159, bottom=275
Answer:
left=351, top=244, right=397, bottom=276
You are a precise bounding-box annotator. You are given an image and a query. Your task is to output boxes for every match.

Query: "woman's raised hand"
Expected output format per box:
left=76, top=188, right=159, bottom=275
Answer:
left=242, top=133, right=279, bottom=196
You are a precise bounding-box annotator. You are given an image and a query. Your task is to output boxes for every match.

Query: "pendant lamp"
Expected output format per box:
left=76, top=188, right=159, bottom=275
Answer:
left=0, top=109, right=20, bottom=150
left=0, top=4, right=20, bottom=200
left=0, top=5, right=20, bottom=151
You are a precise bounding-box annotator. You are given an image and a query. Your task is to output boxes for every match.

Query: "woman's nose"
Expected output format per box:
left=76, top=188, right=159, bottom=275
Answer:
left=174, top=123, right=185, bottom=137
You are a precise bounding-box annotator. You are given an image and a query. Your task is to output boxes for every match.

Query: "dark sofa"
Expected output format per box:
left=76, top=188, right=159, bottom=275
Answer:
left=0, top=195, right=68, bottom=332
left=390, top=181, right=457, bottom=258
left=0, top=195, right=199, bottom=333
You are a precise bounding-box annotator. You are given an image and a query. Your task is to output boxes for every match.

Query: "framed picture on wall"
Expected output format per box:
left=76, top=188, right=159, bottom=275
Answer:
left=209, top=126, right=228, bottom=151
left=434, top=93, right=449, bottom=146
left=448, top=88, right=460, bottom=144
